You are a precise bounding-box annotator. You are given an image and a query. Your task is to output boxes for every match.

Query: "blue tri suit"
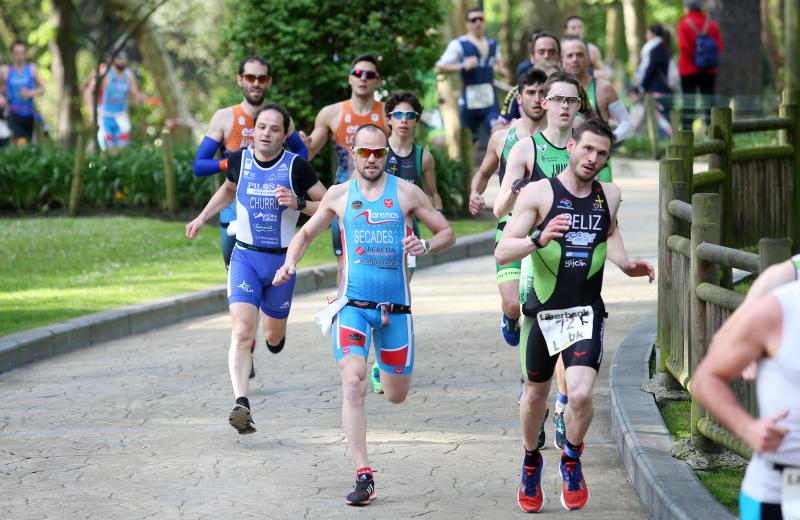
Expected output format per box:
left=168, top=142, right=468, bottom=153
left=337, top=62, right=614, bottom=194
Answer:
left=226, top=148, right=318, bottom=318
left=333, top=175, right=416, bottom=376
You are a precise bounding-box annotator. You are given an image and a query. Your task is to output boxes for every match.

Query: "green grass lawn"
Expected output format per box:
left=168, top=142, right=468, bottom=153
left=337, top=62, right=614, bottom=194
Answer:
left=659, top=398, right=745, bottom=515
left=1, top=215, right=494, bottom=336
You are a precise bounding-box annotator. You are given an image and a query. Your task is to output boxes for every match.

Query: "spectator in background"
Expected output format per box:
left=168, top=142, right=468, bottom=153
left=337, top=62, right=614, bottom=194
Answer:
left=677, top=0, right=723, bottom=130
left=563, top=15, right=608, bottom=81
left=0, top=41, right=45, bottom=146
left=636, top=24, right=675, bottom=137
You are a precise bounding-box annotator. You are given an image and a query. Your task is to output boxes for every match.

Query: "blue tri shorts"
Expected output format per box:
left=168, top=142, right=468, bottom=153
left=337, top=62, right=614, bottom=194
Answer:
left=333, top=305, right=415, bottom=376
left=227, top=245, right=296, bottom=318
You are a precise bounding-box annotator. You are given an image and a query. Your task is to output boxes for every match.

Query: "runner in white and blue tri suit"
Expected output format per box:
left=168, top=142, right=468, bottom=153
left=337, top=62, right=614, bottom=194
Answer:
left=97, top=52, right=141, bottom=150
left=435, top=7, right=509, bottom=142
left=186, top=104, right=326, bottom=435
left=273, top=124, right=454, bottom=507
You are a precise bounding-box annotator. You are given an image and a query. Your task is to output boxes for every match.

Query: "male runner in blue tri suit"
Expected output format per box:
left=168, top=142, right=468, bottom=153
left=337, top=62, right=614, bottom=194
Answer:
left=186, top=104, right=326, bottom=435
left=1, top=41, right=45, bottom=146
left=273, top=124, right=454, bottom=507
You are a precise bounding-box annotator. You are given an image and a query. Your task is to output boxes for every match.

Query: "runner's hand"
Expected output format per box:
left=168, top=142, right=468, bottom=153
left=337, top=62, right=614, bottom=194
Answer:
left=540, top=214, right=571, bottom=247
left=272, top=263, right=296, bottom=286
left=298, top=131, right=311, bottom=149
left=402, top=235, right=428, bottom=256
left=621, top=259, right=655, bottom=283
left=742, top=410, right=789, bottom=453
left=468, top=191, right=485, bottom=215
left=275, top=186, right=298, bottom=209
left=185, top=218, right=204, bottom=239
left=463, top=56, right=479, bottom=71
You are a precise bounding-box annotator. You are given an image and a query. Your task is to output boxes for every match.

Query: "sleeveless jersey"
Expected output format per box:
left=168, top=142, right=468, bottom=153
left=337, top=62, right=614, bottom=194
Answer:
left=341, top=174, right=411, bottom=305
left=523, top=176, right=611, bottom=316
left=234, top=148, right=302, bottom=249
left=741, top=280, right=800, bottom=503
left=101, top=68, right=129, bottom=114
left=333, top=100, right=386, bottom=184
left=6, top=64, right=35, bottom=116
left=220, top=104, right=255, bottom=224
left=585, top=79, right=613, bottom=182
left=385, top=144, right=423, bottom=184
left=498, top=126, right=519, bottom=185
left=457, top=36, right=498, bottom=88
left=531, top=132, right=570, bottom=182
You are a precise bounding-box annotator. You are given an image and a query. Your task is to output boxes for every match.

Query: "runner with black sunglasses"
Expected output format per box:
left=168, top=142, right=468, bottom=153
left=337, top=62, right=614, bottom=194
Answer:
left=301, top=55, right=388, bottom=281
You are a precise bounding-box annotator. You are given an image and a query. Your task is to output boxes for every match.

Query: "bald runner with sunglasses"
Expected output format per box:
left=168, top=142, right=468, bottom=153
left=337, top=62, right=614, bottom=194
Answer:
left=274, top=124, right=454, bottom=506
left=301, top=54, right=388, bottom=277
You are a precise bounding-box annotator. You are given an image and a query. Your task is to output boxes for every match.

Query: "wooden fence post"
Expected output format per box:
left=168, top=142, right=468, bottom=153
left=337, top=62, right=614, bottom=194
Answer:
left=709, top=108, right=733, bottom=247
left=162, top=132, right=177, bottom=214
left=68, top=133, right=87, bottom=217
left=689, top=192, right=720, bottom=450
left=657, top=157, right=687, bottom=385
left=759, top=238, right=793, bottom=271
left=781, top=88, right=800, bottom=251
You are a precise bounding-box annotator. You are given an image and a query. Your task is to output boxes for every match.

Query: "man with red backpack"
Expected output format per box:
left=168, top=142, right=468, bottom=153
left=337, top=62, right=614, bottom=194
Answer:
left=677, top=0, right=723, bottom=130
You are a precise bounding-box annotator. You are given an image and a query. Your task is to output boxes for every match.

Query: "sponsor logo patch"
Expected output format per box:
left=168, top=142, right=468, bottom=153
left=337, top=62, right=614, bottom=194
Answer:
left=384, top=199, right=393, bottom=209
left=565, top=231, right=596, bottom=247
left=351, top=200, right=363, bottom=210
left=355, top=246, right=366, bottom=256
left=557, top=197, right=573, bottom=209
left=565, top=251, right=589, bottom=258
left=237, top=281, right=254, bottom=293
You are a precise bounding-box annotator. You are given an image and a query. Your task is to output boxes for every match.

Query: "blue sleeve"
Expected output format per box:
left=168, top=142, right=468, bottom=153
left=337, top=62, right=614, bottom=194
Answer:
left=193, top=136, right=223, bottom=177
left=285, top=130, right=308, bottom=159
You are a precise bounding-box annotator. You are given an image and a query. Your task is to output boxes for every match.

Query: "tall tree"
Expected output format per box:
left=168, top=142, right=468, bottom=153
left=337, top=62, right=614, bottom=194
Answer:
left=50, top=0, right=83, bottom=147
left=621, top=0, right=646, bottom=73
left=709, top=0, right=763, bottom=97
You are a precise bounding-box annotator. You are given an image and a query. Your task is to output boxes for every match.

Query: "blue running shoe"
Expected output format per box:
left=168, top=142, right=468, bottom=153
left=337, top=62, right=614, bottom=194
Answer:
left=501, top=314, right=520, bottom=346
left=560, top=454, right=589, bottom=510
left=517, top=452, right=546, bottom=512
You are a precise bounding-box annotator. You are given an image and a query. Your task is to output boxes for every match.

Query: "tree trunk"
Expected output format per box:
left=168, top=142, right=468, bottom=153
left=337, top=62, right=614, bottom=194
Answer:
left=761, top=0, right=782, bottom=85
left=101, top=0, right=193, bottom=144
left=49, top=0, right=83, bottom=148
left=621, top=0, right=645, bottom=74
left=786, top=0, right=800, bottom=92
left=709, top=0, right=763, bottom=97
left=438, top=2, right=466, bottom=159
left=605, top=2, right=625, bottom=89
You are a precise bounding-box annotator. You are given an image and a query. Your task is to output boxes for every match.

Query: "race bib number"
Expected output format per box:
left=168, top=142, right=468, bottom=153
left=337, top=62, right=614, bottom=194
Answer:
left=782, top=467, right=800, bottom=520
left=536, top=306, right=593, bottom=357
left=465, top=83, right=495, bottom=110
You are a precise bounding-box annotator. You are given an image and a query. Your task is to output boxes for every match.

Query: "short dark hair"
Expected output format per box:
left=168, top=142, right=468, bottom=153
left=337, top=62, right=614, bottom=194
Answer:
left=530, top=31, right=561, bottom=56
left=10, top=40, right=26, bottom=52
left=254, top=103, right=291, bottom=134
left=560, top=34, right=586, bottom=48
left=239, top=56, right=271, bottom=77
left=543, top=71, right=582, bottom=97
left=573, top=119, right=615, bottom=147
left=517, top=67, right=548, bottom=91
left=465, top=7, right=483, bottom=20
left=351, top=54, right=380, bottom=76
left=564, top=15, right=583, bottom=28
left=384, top=90, right=423, bottom=117
left=353, top=124, right=388, bottom=146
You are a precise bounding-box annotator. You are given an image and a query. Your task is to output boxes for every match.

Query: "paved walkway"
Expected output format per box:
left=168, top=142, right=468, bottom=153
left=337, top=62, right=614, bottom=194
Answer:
left=0, top=161, right=659, bottom=519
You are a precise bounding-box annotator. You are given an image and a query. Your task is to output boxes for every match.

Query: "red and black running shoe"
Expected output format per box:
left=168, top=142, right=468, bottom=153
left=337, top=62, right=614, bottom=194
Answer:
left=345, top=473, right=376, bottom=506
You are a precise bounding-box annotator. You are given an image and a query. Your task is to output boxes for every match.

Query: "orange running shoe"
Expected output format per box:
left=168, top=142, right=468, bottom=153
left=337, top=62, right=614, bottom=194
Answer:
left=559, top=455, right=589, bottom=510
left=517, top=453, right=546, bottom=513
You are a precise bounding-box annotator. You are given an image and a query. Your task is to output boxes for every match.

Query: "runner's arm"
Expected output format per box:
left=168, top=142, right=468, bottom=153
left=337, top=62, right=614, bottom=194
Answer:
left=193, top=109, right=227, bottom=177
left=403, top=183, right=454, bottom=255
left=469, top=132, right=501, bottom=215
left=420, top=149, right=443, bottom=211
left=693, top=296, right=787, bottom=453
left=302, top=104, right=334, bottom=160
left=493, top=139, right=530, bottom=218
left=185, top=180, right=237, bottom=238
left=605, top=186, right=655, bottom=281
left=435, top=39, right=465, bottom=74
left=28, top=64, right=45, bottom=98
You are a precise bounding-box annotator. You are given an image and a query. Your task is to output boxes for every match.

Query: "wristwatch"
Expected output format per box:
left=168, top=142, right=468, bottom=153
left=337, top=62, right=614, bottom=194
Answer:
left=530, top=230, right=544, bottom=249
left=296, top=196, right=307, bottom=210
left=420, top=238, right=432, bottom=255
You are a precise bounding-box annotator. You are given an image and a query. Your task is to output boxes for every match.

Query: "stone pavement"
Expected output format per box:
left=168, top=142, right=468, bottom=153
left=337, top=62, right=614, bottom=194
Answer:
left=0, top=161, right=659, bottom=520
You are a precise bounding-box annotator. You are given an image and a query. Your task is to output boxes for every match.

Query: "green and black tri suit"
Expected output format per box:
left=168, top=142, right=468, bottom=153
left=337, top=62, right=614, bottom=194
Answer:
left=495, top=131, right=570, bottom=285
left=586, top=78, right=613, bottom=183
left=520, top=176, right=611, bottom=382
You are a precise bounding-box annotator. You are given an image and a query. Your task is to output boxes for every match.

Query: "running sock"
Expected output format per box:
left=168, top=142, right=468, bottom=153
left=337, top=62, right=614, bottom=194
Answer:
left=236, top=396, right=250, bottom=410
left=266, top=336, right=286, bottom=354
left=563, top=439, right=583, bottom=460
left=555, top=392, right=568, bottom=414
left=524, top=448, right=541, bottom=466
left=356, top=467, right=373, bottom=479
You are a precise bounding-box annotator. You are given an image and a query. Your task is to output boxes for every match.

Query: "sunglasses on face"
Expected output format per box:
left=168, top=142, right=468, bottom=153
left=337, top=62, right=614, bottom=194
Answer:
left=353, top=146, right=389, bottom=159
left=390, top=110, right=419, bottom=121
left=240, top=74, right=270, bottom=85
left=468, top=16, right=484, bottom=23
left=350, top=69, right=379, bottom=80
left=545, top=95, right=582, bottom=105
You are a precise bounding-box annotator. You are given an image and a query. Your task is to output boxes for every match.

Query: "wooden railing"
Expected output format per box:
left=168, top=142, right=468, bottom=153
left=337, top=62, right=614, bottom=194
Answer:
left=656, top=89, right=800, bottom=456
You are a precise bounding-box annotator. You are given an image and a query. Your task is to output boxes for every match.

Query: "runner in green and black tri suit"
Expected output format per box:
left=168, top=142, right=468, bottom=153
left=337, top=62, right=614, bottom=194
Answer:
left=496, top=119, right=654, bottom=513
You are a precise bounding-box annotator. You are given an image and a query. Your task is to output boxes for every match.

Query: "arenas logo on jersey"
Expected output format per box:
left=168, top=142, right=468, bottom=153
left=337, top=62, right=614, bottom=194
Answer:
left=352, top=209, right=400, bottom=225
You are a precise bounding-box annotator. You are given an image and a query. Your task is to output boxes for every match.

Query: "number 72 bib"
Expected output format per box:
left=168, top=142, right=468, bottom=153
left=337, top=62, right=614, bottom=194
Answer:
left=536, top=305, right=594, bottom=357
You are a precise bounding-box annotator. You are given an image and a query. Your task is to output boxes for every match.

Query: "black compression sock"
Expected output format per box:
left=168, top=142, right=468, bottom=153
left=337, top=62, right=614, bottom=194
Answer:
left=524, top=448, right=540, bottom=466
left=235, top=396, right=250, bottom=410
left=266, top=336, right=286, bottom=354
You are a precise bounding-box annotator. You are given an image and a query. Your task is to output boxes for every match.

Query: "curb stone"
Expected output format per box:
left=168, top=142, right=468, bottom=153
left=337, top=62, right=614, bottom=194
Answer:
left=0, top=230, right=495, bottom=374
left=609, top=313, right=735, bottom=520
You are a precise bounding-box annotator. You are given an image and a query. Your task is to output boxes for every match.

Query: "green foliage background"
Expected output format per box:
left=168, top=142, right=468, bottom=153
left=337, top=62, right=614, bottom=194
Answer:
left=221, top=0, right=447, bottom=131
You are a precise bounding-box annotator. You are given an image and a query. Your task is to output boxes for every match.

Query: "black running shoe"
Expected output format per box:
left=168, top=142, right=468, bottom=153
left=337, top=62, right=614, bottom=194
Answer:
left=537, top=408, right=549, bottom=450
left=228, top=404, right=256, bottom=434
left=345, top=473, right=376, bottom=506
